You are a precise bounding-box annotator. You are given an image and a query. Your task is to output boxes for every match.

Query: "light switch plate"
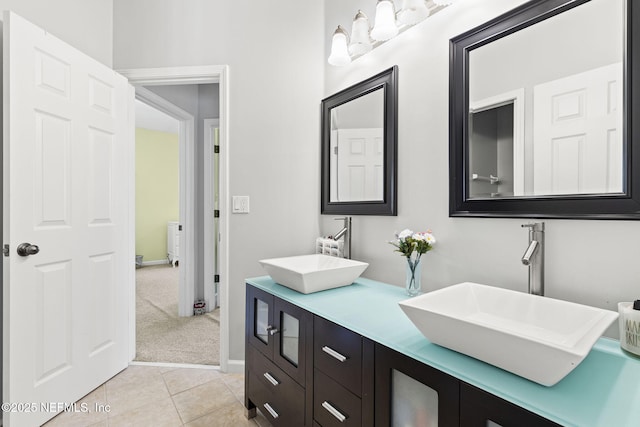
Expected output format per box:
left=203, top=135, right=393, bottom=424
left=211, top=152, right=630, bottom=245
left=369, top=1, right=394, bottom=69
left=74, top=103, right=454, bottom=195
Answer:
left=232, top=196, right=250, bottom=213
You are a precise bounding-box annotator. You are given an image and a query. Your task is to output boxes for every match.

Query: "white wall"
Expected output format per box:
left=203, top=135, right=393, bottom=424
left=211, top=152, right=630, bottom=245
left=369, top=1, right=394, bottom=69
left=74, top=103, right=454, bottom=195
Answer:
left=0, top=0, right=113, bottom=66
left=323, top=0, right=640, bottom=339
left=113, top=0, right=324, bottom=361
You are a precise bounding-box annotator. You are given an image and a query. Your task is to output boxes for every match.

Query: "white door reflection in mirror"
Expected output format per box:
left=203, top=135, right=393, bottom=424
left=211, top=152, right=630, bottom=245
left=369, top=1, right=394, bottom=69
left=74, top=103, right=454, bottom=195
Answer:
left=330, top=88, right=384, bottom=202
left=533, top=63, right=623, bottom=195
left=334, top=128, right=384, bottom=201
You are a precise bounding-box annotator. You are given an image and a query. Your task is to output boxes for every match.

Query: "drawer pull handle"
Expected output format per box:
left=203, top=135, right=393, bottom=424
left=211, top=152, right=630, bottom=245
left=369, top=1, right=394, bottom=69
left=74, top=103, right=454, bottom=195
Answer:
left=322, top=345, right=347, bottom=362
left=263, top=372, right=280, bottom=386
left=263, top=403, right=279, bottom=419
left=322, top=401, right=347, bottom=423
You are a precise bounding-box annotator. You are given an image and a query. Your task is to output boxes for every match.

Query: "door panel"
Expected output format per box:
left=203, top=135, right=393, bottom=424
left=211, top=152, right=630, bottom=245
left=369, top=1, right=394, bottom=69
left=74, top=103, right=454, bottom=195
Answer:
left=3, top=11, right=133, bottom=426
left=335, top=128, right=384, bottom=201
left=533, top=63, right=622, bottom=195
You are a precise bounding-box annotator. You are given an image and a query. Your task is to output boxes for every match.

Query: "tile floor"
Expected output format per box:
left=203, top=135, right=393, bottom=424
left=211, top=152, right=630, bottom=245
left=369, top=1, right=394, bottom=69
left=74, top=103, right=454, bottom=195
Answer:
left=42, top=363, right=273, bottom=427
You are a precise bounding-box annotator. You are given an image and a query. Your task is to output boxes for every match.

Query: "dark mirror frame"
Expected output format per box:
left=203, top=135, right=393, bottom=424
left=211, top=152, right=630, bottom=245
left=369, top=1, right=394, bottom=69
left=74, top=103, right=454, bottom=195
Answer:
left=449, top=0, right=640, bottom=219
left=321, top=66, right=398, bottom=216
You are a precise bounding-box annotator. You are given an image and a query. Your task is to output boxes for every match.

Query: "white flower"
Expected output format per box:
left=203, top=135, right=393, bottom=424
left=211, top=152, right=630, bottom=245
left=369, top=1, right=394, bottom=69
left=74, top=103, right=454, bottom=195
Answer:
left=397, top=229, right=413, bottom=240
left=425, top=233, right=436, bottom=245
left=412, top=233, right=426, bottom=241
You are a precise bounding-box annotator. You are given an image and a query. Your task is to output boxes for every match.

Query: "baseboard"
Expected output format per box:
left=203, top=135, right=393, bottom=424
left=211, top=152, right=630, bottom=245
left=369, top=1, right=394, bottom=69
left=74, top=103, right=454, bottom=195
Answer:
left=226, top=359, right=245, bottom=374
left=140, top=259, right=170, bottom=267
left=130, top=360, right=220, bottom=370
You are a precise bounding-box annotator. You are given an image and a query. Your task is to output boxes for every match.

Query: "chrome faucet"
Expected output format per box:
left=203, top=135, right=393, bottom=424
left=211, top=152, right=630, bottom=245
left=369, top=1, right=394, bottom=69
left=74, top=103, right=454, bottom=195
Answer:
left=521, top=222, right=545, bottom=296
left=332, top=217, right=351, bottom=259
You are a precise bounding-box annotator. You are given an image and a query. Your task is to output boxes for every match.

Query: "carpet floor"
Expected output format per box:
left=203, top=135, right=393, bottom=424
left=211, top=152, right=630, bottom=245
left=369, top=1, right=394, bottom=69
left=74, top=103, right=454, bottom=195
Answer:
left=135, top=264, right=220, bottom=365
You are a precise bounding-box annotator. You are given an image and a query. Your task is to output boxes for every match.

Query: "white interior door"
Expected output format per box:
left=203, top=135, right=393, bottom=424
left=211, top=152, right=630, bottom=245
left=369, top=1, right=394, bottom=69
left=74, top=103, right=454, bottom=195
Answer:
left=2, top=11, right=132, bottom=427
left=533, top=63, right=623, bottom=195
left=336, top=128, right=384, bottom=201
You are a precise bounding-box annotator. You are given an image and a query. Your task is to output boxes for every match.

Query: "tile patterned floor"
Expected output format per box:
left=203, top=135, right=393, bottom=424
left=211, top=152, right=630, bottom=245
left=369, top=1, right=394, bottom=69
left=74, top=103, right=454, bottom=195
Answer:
left=42, top=364, right=273, bottom=427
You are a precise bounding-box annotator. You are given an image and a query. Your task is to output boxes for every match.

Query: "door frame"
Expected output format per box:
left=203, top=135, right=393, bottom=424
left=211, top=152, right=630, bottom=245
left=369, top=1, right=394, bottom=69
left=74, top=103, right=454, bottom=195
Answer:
left=470, top=88, right=525, bottom=196
left=203, top=118, right=220, bottom=312
left=118, top=65, right=230, bottom=371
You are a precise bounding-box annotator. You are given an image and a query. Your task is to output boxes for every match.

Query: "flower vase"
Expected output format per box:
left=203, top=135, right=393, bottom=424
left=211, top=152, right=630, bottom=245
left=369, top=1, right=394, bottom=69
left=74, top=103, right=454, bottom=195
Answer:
left=405, top=258, right=422, bottom=296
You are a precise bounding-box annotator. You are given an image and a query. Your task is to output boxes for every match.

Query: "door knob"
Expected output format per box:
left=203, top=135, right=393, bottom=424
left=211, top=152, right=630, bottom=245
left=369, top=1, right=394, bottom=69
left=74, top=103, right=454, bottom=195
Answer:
left=17, top=243, right=40, bottom=257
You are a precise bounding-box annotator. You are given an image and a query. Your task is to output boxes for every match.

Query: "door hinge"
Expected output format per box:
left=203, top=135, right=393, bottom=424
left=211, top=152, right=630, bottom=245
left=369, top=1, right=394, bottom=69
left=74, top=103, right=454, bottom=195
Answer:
left=334, top=146, right=338, bottom=155
left=3, top=244, right=9, bottom=257
left=178, top=224, right=183, bottom=231
left=214, top=210, right=220, bottom=218
left=214, top=145, right=220, bottom=154
left=214, top=274, right=220, bottom=283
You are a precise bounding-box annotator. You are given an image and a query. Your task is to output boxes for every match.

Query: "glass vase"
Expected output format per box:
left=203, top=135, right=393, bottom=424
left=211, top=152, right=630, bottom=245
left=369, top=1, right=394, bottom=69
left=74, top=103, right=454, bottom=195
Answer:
left=405, top=258, right=422, bottom=296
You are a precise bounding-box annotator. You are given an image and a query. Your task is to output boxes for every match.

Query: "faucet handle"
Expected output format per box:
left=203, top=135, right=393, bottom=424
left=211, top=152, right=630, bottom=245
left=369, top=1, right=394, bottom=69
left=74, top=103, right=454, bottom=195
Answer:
left=521, top=222, right=545, bottom=231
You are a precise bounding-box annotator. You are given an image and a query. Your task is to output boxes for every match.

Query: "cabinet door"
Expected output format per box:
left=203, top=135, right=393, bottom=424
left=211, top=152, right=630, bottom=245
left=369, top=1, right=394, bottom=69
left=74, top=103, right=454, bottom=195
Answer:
left=273, top=297, right=311, bottom=386
left=460, top=382, right=561, bottom=427
left=247, top=285, right=275, bottom=359
left=375, top=343, right=459, bottom=427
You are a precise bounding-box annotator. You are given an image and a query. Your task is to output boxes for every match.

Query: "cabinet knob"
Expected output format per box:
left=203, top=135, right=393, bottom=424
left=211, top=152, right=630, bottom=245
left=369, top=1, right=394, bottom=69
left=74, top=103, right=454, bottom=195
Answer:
left=266, top=325, right=279, bottom=335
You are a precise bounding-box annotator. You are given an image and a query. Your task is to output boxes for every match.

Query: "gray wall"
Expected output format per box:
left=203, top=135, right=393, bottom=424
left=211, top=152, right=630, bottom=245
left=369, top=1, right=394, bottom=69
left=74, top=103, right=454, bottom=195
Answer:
left=0, top=0, right=113, bottom=66
left=323, top=0, right=637, bottom=340
left=113, top=0, right=324, bottom=361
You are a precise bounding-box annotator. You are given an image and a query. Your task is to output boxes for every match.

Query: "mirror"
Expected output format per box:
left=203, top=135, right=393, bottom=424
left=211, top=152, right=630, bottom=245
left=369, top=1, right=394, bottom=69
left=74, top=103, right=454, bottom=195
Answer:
left=322, top=66, right=397, bottom=215
left=450, top=0, right=640, bottom=219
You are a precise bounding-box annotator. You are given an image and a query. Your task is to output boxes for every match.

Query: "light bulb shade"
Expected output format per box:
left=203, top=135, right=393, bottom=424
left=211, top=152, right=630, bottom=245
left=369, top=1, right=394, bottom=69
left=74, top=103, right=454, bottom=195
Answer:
left=371, top=0, right=398, bottom=41
left=398, top=0, right=430, bottom=25
left=349, top=10, right=372, bottom=56
left=328, top=26, right=351, bottom=66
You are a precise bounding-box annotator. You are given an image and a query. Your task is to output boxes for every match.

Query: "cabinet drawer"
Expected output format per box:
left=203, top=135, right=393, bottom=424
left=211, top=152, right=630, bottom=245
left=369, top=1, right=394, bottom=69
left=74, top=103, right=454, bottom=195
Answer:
left=314, top=369, right=361, bottom=427
left=314, top=316, right=362, bottom=396
left=248, top=344, right=301, bottom=394
left=248, top=371, right=304, bottom=426
left=247, top=346, right=305, bottom=426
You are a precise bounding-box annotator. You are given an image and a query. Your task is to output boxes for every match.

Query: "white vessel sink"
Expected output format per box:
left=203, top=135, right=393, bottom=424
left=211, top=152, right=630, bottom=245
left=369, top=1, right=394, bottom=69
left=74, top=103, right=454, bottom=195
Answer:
left=259, top=254, right=369, bottom=294
left=399, top=282, right=618, bottom=386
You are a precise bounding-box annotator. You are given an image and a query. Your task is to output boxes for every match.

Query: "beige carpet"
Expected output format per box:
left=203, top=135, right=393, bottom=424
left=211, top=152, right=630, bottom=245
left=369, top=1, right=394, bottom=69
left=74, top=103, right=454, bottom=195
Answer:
left=135, top=264, right=220, bottom=365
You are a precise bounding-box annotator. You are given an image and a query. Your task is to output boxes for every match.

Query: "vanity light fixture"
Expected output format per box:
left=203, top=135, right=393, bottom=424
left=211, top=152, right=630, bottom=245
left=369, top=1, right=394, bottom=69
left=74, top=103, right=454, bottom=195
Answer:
left=349, top=11, right=373, bottom=56
left=398, top=0, right=431, bottom=26
left=328, top=0, right=450, bottom=66
left=328, top=25, right=352, bottom=67
left=371, top=0, right=399, bottom=41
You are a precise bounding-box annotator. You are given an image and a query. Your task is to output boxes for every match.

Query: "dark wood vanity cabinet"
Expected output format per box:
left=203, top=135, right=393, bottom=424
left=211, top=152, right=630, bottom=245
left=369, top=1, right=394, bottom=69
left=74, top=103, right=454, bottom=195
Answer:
left=245, top=285, right=313, bottom=425
left=375, top=343, right=460, bottom=426
left=245, top=284, right=560, bottom=427
left=460, top=383, right=561, bottom=427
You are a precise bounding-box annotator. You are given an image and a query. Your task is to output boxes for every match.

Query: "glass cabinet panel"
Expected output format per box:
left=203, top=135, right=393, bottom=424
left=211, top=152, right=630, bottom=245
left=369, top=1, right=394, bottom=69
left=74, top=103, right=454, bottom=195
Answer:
left=255, top=298, right=269, bottom=344
left=392, top=369, right=438, bottom=427
left=280, top=312, right=300, bottom=366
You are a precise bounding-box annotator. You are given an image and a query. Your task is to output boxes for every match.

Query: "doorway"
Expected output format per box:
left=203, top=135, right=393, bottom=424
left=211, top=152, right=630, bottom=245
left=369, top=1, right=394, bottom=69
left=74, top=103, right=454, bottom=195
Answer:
left=133, top=98, right=221, bottom=365
left=119, top=66, right=230, bottom=371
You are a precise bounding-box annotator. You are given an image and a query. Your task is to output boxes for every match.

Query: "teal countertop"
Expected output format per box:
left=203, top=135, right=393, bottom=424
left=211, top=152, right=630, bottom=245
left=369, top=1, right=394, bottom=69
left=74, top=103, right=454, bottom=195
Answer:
left=247, top=276, right=640, bottom=427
